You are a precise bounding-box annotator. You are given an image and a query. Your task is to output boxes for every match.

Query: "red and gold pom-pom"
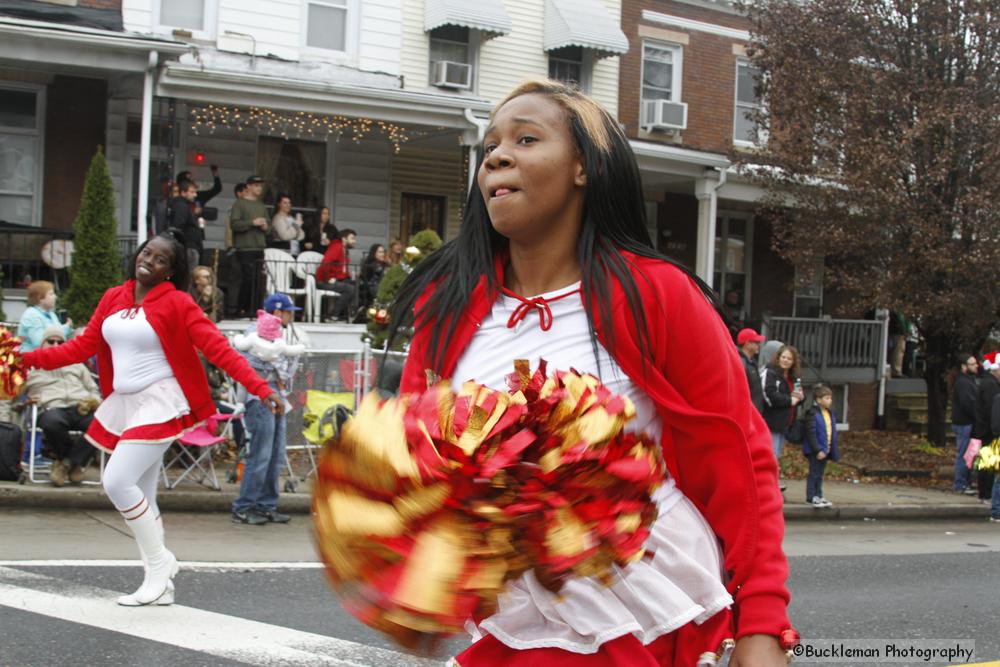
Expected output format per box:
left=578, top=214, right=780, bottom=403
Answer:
left=0, top=327, right=27, bottom=400
left=312, top=360, right=666, bottom=651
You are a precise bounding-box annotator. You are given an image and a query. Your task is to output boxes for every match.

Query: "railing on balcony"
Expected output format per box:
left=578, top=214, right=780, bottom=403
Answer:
left=761, top=314, right=888, bottom=381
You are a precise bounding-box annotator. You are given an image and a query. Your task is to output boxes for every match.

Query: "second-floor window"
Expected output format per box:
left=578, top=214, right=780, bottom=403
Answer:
left=641, top=42, right=683, bottom=104
left=429, top=25, right=473, bottom=90
left=548, top=47, right=587, bottom=91
left=734, top=59, right=764, bottom=145
left=158, top=0, right=213, bottom=37
left=306, top=0, right=349, bottom=52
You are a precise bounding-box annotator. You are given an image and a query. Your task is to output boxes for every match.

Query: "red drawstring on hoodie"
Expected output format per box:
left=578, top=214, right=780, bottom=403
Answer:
left=501, top=286, right=581, bottom=332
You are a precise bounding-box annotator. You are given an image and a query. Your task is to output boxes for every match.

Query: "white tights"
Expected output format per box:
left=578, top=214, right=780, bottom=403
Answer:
left=102, top=443, right=170, bottom=515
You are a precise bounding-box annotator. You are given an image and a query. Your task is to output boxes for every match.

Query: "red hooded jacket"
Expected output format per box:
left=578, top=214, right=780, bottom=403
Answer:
left=400, top=252, right=792, bottom=640
left=22, top=280, right=272, bottom=423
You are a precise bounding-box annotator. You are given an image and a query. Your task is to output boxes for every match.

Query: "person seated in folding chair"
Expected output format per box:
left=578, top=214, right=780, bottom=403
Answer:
left=23, top=325, right=100, bottom=487
left=231, top=296, right=303, bottom=525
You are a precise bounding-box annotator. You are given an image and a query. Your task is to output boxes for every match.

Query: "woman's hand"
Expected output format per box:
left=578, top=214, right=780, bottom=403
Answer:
left=730, top=634, right=788, bottom=667
left=791, top=394, right=803, bottom=406
left=264, top=393, right=285, bottom=415
left=817, top=451, right=827, bottom=460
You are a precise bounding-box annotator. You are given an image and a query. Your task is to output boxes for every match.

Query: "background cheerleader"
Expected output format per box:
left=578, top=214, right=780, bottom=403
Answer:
left=19, top=231, right=282, bottom=606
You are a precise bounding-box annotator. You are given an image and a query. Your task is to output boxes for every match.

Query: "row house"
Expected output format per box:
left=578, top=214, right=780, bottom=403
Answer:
left=0, top=0, right=627, bottom=268
left=0, top=0, right=881, bottom=426
left=619, top=0, right=884, bottom=428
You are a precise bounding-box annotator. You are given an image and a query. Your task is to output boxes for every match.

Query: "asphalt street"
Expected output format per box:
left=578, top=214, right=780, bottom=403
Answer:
left=1, top=511, right=999, bottom=667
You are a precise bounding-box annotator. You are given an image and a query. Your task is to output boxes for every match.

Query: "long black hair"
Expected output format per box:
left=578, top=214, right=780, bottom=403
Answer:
left=127, top=230, right=191, bottom=294
left=387, top=79, right=721, bottom=376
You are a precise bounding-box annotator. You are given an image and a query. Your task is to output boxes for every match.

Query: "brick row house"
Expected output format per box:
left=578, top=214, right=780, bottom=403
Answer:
left=617, top=0, right=885, bottom=428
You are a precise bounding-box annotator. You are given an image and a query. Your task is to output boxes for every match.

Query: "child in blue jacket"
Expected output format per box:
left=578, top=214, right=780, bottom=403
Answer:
left=804, top=384, right=839, bottom=507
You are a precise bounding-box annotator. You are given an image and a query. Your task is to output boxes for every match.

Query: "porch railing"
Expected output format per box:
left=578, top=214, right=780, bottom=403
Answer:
left=0, top=224, right=73, bottom=289
left=761, top=315, right=888, bottom=376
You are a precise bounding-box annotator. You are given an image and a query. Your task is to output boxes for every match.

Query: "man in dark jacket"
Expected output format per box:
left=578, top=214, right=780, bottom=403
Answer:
left=177, top=165, right=222, bottom=207
left=169, top=180, right=203, bottom=268
left=971, top=353, right=1000, bottom=503
left=951, top=353, right=979, bottom=493
left=737, top=328, right=766, bottom=415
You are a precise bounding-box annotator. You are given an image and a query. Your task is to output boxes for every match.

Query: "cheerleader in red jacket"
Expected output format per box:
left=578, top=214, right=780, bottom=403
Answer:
left=388, top=81, right=797, bottom=666
left=20, top=231, right=282, bottom=606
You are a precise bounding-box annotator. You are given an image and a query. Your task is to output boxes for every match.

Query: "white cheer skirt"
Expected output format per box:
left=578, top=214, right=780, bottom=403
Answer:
left=471, top=484, right=733, bottom=653
left=85, top=376, right=199, bottom=453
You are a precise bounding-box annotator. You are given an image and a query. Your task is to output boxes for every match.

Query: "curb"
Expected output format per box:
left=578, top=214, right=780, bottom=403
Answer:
left=783, top=503, right=991, bottom=521
left=1, top=484, right=991, bottom=521
left=0, top=485, right=313, bottom=514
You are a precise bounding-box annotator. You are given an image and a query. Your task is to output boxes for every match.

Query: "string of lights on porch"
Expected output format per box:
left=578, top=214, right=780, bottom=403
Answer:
left=188, top=104, right=412, bottom=152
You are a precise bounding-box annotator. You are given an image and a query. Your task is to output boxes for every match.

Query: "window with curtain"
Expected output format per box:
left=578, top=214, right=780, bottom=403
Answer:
left=734, top=59, right=764, bottom=144
left=0, top=87, right=42, bottom=226
left=307, top=0, right=349, bottom=52
left=256, top=137, right=327, bottom=213
left=160, top=0, right=207, bottom=32
left=641, top=42, right=682, bottom=104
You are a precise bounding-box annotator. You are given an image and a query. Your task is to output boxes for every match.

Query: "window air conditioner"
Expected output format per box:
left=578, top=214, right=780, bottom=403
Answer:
left=641, top=99, right=688, bottom=132
left=432, top=61, right=472, bottom=89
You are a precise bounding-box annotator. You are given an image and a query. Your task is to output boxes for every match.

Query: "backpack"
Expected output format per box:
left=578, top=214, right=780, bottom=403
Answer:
left=0, top=422, right=23, bottom=482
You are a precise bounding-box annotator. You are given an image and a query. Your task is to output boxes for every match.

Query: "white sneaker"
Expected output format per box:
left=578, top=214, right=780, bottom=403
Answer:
left=819, top=497, right=834, bottom=507
left=811, top=496, right=827, bottom=507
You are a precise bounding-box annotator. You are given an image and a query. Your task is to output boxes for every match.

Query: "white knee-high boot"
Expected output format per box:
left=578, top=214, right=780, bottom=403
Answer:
left=118, top=515, right=174, bottom=606
left=118, top=499, right=178, bottom=605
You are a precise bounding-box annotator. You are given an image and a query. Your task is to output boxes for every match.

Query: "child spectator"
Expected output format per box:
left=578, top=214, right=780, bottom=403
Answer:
left=804, top=384, right=839, bottom=507
left=231, top=295, right=303, bottom=525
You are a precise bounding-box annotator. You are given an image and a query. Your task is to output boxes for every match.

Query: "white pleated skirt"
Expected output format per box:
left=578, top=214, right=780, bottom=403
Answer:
left=471, top=483, right=733, bottom=653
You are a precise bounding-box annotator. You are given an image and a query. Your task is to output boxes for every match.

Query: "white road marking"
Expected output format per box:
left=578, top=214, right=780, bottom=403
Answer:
left=0, top=559, right=324, bottom=570
left=0, top=566, right=444, bottom=667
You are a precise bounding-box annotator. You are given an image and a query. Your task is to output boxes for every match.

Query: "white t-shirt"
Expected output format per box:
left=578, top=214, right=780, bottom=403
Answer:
left=101, top=307, right=174, bottom=394
left=451, top=281, right=681, bottom=509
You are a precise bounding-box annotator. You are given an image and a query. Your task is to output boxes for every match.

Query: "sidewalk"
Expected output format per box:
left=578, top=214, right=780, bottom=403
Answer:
left=0, top=475, right=992, bottom=521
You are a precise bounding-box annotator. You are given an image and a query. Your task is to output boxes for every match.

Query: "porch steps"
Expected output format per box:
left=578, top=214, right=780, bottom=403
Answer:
left=886, top=392, right=954, bottom=442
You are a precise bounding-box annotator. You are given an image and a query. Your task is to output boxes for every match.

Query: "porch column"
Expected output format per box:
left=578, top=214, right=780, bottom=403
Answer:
left=136, top=50, right=158, bottom=245
left=462, top=109, right=487, bottom=196
left=694, top=170, right=721, bottom=284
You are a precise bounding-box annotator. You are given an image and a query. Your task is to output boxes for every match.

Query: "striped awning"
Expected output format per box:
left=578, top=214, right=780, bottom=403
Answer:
left=425, top=0, right=512, bottom=38
left=544, top=0, right=629, bottom=57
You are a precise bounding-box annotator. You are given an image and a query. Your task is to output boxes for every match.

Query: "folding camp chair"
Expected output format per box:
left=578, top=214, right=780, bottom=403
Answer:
left=22, top=402, right=104, bottom=485
left=161, top=409, right=243, bottom=490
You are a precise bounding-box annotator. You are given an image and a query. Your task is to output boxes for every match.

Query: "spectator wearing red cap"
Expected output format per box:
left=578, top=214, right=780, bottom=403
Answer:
left=737, top=328, right=766, bottom=414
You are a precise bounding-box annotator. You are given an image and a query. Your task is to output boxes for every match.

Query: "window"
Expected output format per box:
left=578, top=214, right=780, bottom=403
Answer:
left=734, top=59, right=764, bottom=145
left=793, top=262, right=823, bottom=318
left=161, top=0, right=205, bottom=32
left=156, top=0, right=215, bottom=38
left=548, top=47, right=589, bottom=91
left=256, top=137, right=327, bottom=212
left=430, top=25, right=470, bottom=64
left=641, top=42, right=682, bottom=104
left=429, top=25, right=473, bottom=88
left=401, top=193, right=446, bottom=241
left=306, top=0, right=348, bottom=52
left=713, top=216, right=752, bottom=325
left=0, top=86, right=43, bottom=226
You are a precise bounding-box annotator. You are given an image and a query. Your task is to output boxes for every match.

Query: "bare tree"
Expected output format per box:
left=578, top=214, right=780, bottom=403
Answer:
left=737, top=0, right=1000, bottom=445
